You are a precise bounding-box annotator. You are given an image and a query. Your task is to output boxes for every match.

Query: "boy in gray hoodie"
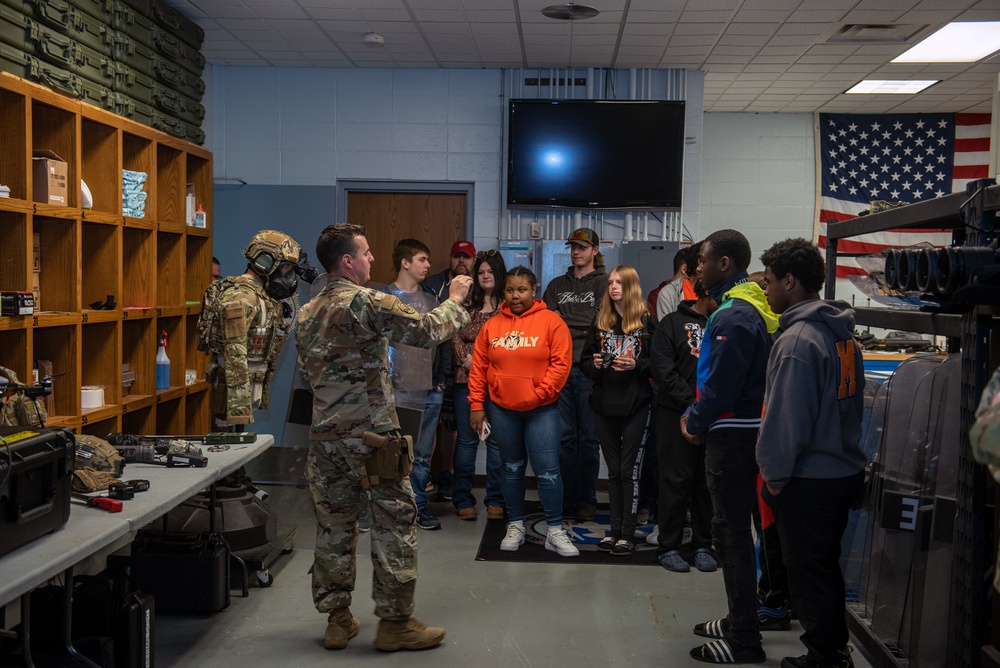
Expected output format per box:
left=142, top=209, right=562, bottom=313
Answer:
left=757, top=238, right=866, bottom=668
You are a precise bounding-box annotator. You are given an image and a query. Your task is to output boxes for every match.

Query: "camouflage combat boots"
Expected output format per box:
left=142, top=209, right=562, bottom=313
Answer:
left=324, top=608, right=360, bottom=650
left=373, top=618, right=445, bottom=651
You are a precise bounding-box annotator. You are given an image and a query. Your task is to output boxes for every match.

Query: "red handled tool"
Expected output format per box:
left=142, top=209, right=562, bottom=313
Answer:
left=71, top=493, right=123, bottom=512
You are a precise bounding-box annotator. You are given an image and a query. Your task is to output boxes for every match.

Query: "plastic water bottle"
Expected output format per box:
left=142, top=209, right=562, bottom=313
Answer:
left=156, top=330, right=170, bottom=390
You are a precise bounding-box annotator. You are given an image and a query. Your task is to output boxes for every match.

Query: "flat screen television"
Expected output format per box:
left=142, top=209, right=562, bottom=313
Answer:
left=506, top=99, right=685, bottom=210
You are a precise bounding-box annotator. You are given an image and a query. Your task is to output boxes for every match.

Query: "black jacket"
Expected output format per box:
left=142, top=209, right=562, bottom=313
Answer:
left=651, top=300, right=707, bottom=413
left=580, top=312, right=654, bottom=416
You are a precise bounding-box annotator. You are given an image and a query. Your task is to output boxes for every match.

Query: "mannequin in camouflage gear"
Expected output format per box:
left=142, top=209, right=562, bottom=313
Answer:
left=294, top=224, right=472, bottom=652
left=198, top=230, right=301, bottom=427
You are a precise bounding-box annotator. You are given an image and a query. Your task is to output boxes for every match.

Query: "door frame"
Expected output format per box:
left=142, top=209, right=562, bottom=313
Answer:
left=336, top=179, right=476, bottom=240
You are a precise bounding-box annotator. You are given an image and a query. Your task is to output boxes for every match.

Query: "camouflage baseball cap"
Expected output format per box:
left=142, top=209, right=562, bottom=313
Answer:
left=566, top=227, right=600, bottom=248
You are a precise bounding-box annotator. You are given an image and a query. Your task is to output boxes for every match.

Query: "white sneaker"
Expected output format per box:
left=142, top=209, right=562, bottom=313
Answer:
left=646, top=525, right=660, bottom=545
left=500, top=523, right=525, bottom=551
left=545, top=528, right=580, bottom=557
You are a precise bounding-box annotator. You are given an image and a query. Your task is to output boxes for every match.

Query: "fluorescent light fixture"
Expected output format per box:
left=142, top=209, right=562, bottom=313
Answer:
left=893, top=22, right=1000, bottom=62
left=845, top=79, right=939, bottom=94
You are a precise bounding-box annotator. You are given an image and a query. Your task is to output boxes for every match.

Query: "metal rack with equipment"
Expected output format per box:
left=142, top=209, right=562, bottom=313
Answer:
left=824, top=182, right=1000, bottom=668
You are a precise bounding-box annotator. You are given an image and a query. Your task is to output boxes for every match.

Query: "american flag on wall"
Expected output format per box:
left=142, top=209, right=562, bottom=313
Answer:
left=816, top=112, right=992, bottom=277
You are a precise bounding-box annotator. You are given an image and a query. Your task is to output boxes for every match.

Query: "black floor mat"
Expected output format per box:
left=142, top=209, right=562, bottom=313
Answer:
left=475, top=501, right=661, bottom=565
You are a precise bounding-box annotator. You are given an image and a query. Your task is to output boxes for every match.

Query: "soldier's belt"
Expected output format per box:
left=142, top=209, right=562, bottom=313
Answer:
left=360, top=431, right=414, bottom=488
left=249, top=371, right=266, bottom=383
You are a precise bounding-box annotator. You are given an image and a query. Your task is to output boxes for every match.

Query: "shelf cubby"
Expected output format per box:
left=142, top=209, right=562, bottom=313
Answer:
left=81, top=118, right=121, bottom=215
left=154, top=395, right=183, bottom=434
left=122, top=131, right=154, bottom=223
left=0, top=329, right=29, bottom=380
left=81, top=415, right=120, bottom=437
left=156, top=230, right=184, bottom=307
left=185, top=234, right=211, bottom=304
left=122, top=404, right=154, bottom=434
left=155, top=314, right=184, bottom=388
left=82, top=222, right=121, bottom=312
left=122, top=317, right=155, bottom=399
left=33, top=323, right=80, bottom=421
left=156, top=144, right=184, bottom=229
left=122, top=227, right=155, bottom=308
left=186, top=152, right=211, bottom=232
left=30, top=99, right=78, bottom=209
left=0, top=210, right=29, bottom=293
left=0, top=86, right=28, bottom=201
left=184, top=388, right=209, bottom=434
left=82, top=320, right=120, bottom=407
left=33, top=215, right=80, bottom=313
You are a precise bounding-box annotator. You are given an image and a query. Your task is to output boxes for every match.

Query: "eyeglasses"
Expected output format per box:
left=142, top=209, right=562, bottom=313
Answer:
left=476, top=249, right=499, bottom=258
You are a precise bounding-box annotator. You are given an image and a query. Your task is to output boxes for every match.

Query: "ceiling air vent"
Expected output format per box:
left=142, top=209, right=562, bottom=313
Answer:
left=822, top=24, right=931, bottom=44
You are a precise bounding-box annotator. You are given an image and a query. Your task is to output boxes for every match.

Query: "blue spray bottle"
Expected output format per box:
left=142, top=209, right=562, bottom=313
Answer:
left=156, top=330, right=170, bottom=390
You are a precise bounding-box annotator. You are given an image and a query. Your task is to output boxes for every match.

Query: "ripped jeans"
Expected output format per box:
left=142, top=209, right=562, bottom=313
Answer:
left=488, top=400, right=563, bottom=527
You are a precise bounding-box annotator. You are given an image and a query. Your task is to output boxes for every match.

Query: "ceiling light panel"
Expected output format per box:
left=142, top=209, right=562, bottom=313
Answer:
left=845, top=79, right=939, bottom=93
left=893, top=22, right=1000, bottom=62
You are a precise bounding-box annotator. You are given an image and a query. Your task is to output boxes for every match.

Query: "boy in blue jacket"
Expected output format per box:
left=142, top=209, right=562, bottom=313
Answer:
left=682, top=229, right=778, bottom=665
left=757, top=238, right=865, bottom=668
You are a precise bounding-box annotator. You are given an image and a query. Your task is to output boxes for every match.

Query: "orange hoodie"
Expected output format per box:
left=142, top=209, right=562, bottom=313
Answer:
left=468, top=299, right=572, bottom=413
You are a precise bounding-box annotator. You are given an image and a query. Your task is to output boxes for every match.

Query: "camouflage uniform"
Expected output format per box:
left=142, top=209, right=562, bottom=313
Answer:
left=295, top=276, right=469, bottom=620
left=204, top=274, right=288, bottom=426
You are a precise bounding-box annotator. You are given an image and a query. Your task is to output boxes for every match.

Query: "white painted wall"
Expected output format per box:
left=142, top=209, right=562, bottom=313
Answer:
left=701, top=113, right=816, bottom=271
left=701, top=112, right=868, bottom=307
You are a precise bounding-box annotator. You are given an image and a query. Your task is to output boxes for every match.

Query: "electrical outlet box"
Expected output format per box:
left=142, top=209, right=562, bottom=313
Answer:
left=529, top=223, right=543, bottom=239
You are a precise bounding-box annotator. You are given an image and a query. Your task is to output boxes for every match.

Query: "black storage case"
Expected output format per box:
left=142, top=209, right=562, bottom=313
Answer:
left=131, top=530, right=230, bottom=614
left=0, top=426, right=74, bottom=558
left=29, top=570, right=155, bottom=668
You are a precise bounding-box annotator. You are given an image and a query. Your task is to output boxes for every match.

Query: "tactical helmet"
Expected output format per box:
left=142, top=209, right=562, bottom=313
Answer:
left=76, top=434, right=126, bottom=477
left=245, top=230, right=301, bottom=275
left=73, top=434, right=125, bottom=492
left=244, top=230, right=302, bottom=300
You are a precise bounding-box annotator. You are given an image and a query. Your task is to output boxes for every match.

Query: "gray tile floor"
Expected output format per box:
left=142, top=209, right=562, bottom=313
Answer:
left=156, top=484, right=874, bottom=667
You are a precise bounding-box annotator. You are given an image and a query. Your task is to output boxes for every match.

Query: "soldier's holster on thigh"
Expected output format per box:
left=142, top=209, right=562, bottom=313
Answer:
left=360, top=432, right=414, bottom=489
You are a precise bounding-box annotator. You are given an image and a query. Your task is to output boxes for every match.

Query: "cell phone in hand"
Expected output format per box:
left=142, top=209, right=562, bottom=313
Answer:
left=479, top=419, right=491, bottom=440
left=601, top=352, right=616, bottom=368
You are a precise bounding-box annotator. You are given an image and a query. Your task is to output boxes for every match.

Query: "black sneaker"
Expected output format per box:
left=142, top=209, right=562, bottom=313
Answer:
left=780, top=647, right=854, bottom=668
left=435, top=486, right=453, bottom=502
left=416, top=509, right=442, bottom=530
left=690, top=639, right=766, bottom=664
left=757, top=604, right=791, bottom=631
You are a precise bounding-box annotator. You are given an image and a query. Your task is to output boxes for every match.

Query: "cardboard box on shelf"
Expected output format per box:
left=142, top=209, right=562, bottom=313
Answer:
left=32, top=150, right=68, bottom=206
left=32, top=271, right=40, bottom=311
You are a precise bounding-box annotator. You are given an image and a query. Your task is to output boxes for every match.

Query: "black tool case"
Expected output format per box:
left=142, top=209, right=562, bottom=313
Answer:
left=131, top=530, right=230, bottom=614
left=0, top=426, right=74, bottom=558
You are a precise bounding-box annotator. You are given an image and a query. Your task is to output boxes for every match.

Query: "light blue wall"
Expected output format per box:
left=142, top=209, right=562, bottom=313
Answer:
left=204, top=66, right=704, bottom=252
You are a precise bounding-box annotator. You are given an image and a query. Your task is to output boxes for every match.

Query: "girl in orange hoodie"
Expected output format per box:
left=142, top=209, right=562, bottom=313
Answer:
left=468, top=266, right=577, bottom=557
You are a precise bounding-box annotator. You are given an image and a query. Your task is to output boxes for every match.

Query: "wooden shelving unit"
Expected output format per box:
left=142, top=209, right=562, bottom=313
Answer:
left=0, top=71, right=213, bottom=437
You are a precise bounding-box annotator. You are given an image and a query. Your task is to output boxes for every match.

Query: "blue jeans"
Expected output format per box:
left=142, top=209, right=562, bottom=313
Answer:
left=488, top=401, right=563, bottom=527
left=452, top=383, right=503, bottom=510
left=558, top=366, right=600, bottom=510
left=409, top=388, right=443, bottom=510
left=704, top=428, right=762, bottom=649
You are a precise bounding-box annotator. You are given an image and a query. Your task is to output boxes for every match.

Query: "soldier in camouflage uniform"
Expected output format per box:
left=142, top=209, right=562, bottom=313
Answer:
left=200, top=230, right=302, bottom=427
left=295, top=223, right=472, bottom=652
